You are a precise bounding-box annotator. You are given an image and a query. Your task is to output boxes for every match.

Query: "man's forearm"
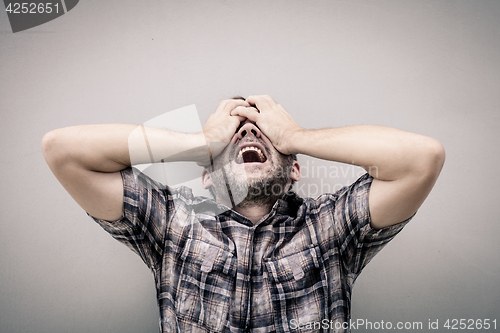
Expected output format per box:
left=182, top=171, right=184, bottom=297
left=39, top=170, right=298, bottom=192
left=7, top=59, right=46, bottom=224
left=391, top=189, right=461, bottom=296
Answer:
left=289, top=125, right=445, bottom=181
left=42, top=124, right=209, bottom=173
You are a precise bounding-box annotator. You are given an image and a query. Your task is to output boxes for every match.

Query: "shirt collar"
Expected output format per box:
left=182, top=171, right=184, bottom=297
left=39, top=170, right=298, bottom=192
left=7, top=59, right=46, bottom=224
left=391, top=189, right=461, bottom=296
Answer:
left=192, top=191, right=305, bottom=226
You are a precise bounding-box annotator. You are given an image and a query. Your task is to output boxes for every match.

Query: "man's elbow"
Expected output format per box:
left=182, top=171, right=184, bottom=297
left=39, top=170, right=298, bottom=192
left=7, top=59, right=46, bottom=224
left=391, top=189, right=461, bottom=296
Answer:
left=417, top=138, right=446, bottom=181
left=42, top=129, right=72, bottom=170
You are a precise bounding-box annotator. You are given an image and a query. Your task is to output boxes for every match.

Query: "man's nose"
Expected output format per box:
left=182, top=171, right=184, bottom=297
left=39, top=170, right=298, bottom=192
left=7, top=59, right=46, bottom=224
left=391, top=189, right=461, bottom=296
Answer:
left=236, top=121, right=262, bottom=140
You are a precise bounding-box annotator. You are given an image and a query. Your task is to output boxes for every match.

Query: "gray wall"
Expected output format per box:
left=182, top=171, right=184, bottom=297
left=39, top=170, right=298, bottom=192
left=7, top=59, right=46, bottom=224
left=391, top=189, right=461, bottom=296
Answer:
left=1, top=1, right=499, bottom=332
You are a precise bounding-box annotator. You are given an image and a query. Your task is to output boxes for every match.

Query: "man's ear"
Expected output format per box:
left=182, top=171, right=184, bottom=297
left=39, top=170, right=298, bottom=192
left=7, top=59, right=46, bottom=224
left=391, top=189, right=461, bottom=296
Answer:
left=290, top=160, right=301, bottom=182
left=201, top=167, right=214, bottom=189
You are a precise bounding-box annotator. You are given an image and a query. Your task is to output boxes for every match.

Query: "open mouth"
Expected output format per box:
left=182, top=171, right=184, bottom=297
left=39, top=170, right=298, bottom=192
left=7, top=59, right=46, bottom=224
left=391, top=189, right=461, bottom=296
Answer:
left=236, top=145, right=267, bottom=164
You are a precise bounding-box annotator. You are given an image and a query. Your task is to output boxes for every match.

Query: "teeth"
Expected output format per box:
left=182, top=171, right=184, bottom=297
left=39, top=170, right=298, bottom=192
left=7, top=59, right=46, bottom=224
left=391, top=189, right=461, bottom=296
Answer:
left=238, top=146, right=266, bottom=162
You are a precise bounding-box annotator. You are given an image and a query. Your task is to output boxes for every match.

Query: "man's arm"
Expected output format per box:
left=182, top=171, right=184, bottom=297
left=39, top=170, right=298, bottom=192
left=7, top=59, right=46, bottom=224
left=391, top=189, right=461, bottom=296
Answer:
left=232, top=95, right=445, bottom=229
left=289, top=125, right=445, bottom=229
left=42, top=124, right=208, bottom=221
left=42, top=99, right=251, bottom=221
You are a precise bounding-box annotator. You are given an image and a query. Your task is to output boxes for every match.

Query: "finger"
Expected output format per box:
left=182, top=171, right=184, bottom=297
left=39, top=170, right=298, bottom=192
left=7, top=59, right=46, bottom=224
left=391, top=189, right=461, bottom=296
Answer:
left=245, top=95, right=276, bottom=112
left=215, top=99, right=249, bottom=115
left=231, top=106, right=258, bottom=114
left=231, top=106, right=260, bottom=122
left=231, top=106, right=258, bottom=113
left=233, top=115, right=247, bottom=123
left=229, top=110, right=247, bottom=123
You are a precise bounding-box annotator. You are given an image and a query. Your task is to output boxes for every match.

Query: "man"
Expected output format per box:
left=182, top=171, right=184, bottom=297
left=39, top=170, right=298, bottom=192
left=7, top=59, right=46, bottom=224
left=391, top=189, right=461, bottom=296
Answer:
left=42, top=95, right=445, bottom=332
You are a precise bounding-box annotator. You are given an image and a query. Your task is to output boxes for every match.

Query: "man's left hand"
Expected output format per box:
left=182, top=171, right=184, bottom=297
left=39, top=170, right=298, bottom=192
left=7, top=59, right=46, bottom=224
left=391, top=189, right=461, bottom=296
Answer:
left=230, top=95, right=302, bottom=155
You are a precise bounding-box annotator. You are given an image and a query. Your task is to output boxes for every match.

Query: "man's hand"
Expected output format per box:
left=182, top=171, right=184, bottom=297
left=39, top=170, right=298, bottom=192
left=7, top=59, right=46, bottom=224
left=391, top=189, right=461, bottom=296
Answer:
left=230, top=95, right=302, bottom=155
left=203, top=99, right=255, bottom=160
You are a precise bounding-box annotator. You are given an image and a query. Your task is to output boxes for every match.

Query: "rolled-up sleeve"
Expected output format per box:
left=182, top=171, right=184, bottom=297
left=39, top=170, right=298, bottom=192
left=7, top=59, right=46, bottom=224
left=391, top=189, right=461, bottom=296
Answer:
left=333, top=173, right=412, bottom=275
left=89, top=167, right=170, bottom=269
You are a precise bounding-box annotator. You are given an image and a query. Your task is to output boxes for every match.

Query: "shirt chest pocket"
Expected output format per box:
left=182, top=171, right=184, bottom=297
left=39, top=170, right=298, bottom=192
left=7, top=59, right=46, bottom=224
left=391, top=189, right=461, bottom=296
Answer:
left=264, top=245, right=327, bottom=331
left=176, top=238, right=237, bottom=332
left=265, top=245, right=322, bottom=282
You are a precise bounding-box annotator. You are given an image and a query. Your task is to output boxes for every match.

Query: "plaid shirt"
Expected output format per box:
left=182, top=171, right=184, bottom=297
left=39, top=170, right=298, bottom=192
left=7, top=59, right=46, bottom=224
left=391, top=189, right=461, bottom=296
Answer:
left=91, top=168, right=410, bottom=333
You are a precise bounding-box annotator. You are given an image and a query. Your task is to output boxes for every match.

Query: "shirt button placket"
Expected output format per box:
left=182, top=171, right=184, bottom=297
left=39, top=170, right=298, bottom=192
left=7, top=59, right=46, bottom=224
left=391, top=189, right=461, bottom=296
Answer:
left=244, top=226, right=256, bottom=332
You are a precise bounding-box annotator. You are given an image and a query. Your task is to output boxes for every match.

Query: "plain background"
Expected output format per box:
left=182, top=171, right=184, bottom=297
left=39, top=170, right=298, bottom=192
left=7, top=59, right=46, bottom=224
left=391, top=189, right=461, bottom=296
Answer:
left=1, top=1, right=499, bottom=332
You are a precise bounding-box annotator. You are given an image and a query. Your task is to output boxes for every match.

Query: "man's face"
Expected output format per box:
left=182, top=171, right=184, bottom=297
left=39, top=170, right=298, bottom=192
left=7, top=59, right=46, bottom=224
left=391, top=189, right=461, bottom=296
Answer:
left=207, top=119, right=295, bottom=207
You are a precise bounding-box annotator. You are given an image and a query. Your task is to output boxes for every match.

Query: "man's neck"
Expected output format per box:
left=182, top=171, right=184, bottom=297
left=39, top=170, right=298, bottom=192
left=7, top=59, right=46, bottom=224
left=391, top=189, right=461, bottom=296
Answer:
left=215, top=196, right=276, bottom=224
left=214, top=186, right=290, bottom=224
left=233, top=202, right=274, bottom=225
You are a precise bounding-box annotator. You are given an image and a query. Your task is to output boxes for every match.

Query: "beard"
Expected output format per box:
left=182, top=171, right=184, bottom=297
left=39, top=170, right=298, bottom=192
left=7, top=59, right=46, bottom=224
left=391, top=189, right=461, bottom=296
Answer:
left=209, top=141, right=294, bottom=208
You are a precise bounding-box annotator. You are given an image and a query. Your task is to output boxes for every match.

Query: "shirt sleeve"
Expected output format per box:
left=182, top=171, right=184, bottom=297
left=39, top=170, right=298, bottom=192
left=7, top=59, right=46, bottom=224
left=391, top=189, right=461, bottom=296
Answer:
left=88, top=167, right=170, bottom=269
left=333, top=173, right=413, bottom=276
